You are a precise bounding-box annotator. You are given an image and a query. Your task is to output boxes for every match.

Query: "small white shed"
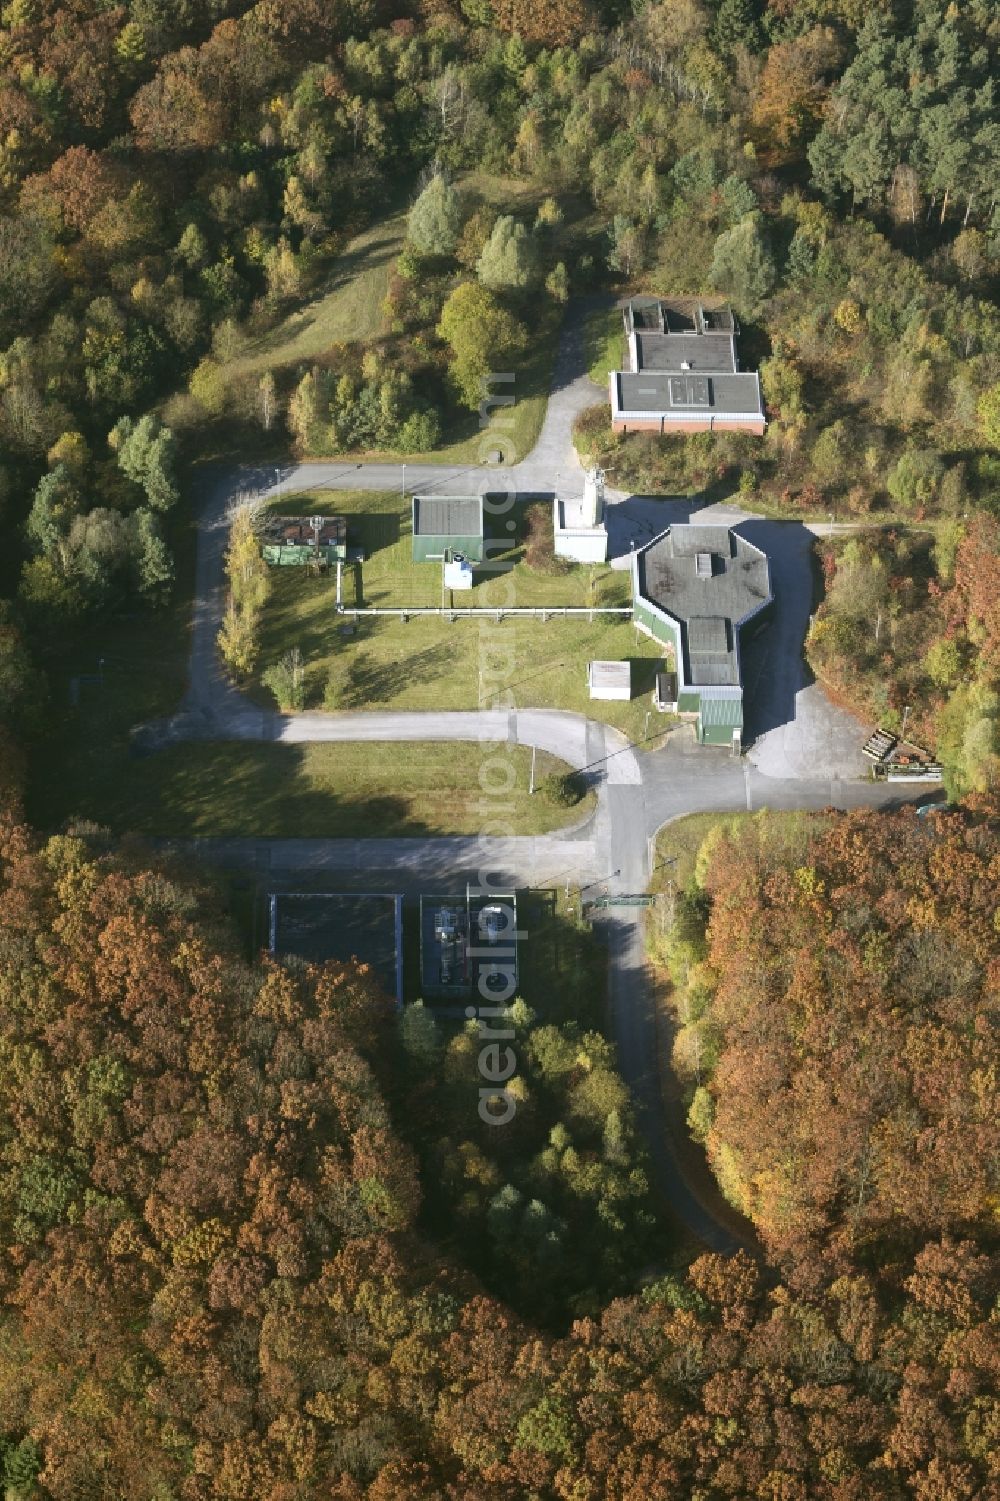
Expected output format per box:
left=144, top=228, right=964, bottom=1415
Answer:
left=588, top=660, right=632, bottom=701
left=444, top=556, right=474, bottom=590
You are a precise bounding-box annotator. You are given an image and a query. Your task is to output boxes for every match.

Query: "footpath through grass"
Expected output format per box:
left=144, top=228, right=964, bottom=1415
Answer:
left=583, top=303, right=625, bottom=386
left=33, top=739, right=591, bottom=839
left=227, top=215, right=404, bottom=381
left=257, top=491, right=667, bottom=741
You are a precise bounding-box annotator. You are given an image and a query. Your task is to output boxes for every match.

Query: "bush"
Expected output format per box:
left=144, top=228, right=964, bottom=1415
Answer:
left=397, top=408, right=441, bottom=452
left=538, top=770, right=587, bottom=807
left=572, top=403, right=616, bottom=462
left=261, top=648, right=305, bottom=712
left=523, top=502, right=569, bottom=574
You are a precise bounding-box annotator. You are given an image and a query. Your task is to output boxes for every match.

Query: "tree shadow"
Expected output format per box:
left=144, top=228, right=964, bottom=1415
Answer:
left=339, top=640, right=456, bottom=707
left=352, top=509, right=401, bottom=560
left=629, top=655, right=663, bottom=698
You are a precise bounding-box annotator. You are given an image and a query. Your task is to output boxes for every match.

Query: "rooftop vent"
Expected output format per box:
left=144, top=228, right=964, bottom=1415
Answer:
left=680, top=360, right=691, bottom=371
left=696, top=552, right=713, bottom=579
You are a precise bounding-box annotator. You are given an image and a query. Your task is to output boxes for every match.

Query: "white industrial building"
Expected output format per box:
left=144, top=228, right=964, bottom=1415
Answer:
left=554, top=466, right=609, bottom=564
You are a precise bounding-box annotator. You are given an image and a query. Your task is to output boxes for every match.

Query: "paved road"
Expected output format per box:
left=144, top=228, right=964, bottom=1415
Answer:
left=152, top=309, right=934, bottom=1254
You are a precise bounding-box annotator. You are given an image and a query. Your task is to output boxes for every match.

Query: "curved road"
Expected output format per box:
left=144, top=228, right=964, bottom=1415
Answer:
left=148, top=309, right=928, bottom=1253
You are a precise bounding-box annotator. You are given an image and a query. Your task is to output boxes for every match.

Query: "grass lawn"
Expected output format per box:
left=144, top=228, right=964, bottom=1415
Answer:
left=32, top=741, right=589, bottom=839
left=583, top=303, right=625, bottom=386
left=257, top=491, right=667, bottom=740
left=27, top=563, right=192, bottom=835
left=227, top=214, right=405, bottom=382
left=266, top=489, right=631, bottom=608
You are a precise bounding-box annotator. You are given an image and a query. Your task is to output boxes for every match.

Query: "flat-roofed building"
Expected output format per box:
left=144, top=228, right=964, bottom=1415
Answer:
left=631, top=523, right=772, bottom=746
left=261, top=514, right=347, bottom=565
left=411, top=494, right=485, bottom=564
left=588, top=659, right=632, bottom=700
left=609, top=297, right=765, bottom=435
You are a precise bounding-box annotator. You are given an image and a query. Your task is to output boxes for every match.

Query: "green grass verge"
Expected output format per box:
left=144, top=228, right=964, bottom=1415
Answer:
left=257, top=491, right=667, bottom=741
left=583, top=303, right=624, bottom=387
left=227, top=215, right=405, bottom=381
left=32, top=738, right=591, bottom=839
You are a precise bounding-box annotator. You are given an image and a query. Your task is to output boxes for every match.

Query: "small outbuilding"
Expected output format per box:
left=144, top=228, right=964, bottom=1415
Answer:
left=588, top=660, right=632, bottom=701
left=412, top=494, right=485, bottom=565
left=262, top=515, right=347, bottom=566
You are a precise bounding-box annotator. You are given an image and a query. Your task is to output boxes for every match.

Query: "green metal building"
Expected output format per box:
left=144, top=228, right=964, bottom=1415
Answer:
left=631, top=524, right=771, bottom=747
left=411, top=494, right=485, bottom=565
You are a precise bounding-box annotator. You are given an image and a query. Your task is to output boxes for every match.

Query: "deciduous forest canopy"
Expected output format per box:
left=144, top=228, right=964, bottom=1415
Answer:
left=0, top=815, right=995, bottom=1499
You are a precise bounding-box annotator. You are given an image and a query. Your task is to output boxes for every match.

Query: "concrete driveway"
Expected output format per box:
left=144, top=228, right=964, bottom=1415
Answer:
left=737, top=519, right=870, bottom=781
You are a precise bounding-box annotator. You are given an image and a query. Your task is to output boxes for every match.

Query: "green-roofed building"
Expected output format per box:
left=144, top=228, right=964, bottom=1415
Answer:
left=631, top=523, right=772, bottom=747
left=411, top=494, right=485, bottom=564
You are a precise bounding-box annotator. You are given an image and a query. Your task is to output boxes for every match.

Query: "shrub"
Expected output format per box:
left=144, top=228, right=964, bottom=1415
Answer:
left=261, top=648, right=306, bottom=712
left=523, top=502, right=569, bottom=574
left=397, top=408, right=441, bottom=452
left=538, top=770, right=586, bottom=807
left=322, top=663, right=345, bottom=710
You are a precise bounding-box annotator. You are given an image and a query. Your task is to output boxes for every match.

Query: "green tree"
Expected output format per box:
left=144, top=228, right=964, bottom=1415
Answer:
left=437, top=282, right=526, bottom=410
left=400, top=1001, right=443, bottom=1064
left=0, top=603, right=47, bottom=736
left=607, top=215, right=646, bottom=278
left=132, top=509, right=174, bottom=602
left=887, top=447, right=945, bottom=511
left=811, top=419, right=848, bottom=487
left=26, top=465, right=80, bottom=557
left=923, top=638, right=962, bottom=689
left=109, top=413, right=178, bottom=512
left=189, top=357, right=228, bottom=416
left=475, top=215, right=539, bottom=291
left=407, top=174, right=463, bottom=256
left=712, top=0, right=762, bottom=56
left=978, top=382, right=1000, bottom=450
left=710, top=216, right=776, bottom=314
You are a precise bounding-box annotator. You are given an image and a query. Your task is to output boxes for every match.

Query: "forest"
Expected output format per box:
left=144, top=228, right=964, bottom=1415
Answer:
left=806, top=515, right=1000, bottom=792
left=0, top=812, right=994, bottom=1499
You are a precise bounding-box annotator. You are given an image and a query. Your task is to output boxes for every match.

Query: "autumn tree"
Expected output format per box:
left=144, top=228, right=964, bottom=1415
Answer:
left=437, top=282, right=526, bottom=409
